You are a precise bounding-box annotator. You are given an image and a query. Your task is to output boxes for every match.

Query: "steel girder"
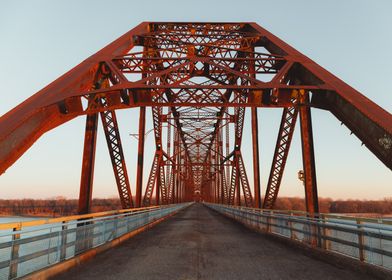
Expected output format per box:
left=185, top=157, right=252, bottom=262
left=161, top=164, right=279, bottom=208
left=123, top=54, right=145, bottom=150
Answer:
left=1, top=22, right=391, bottom=214
left=79, top=69, right=133, bottom=212
left=263, top=106, right=298, bottom=209
left=100, top=109, right=134, bottom=209
left=78, top=112, right=98, bottom=214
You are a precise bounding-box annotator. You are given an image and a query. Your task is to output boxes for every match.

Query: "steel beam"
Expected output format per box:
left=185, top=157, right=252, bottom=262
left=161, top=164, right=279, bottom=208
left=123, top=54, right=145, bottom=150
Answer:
left=155, top=154, right=163, bottom=205
left=238, top=153, right=253, bottom=207
left=135, top=107, right=146, bottom=207
left=251, top=108, right=261, bottom=208
left=78, top=113, right=98, bottom=214
left=142, top=152, right=160, bottom=206
left=100, top=110, right=133, bottom=209
left=263, top=106, right=298, bottom=209
left=299, top=92, right=319, bottom=214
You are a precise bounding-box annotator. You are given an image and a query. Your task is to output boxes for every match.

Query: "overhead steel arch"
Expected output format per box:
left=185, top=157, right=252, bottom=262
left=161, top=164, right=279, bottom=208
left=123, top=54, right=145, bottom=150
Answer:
left=0, top=22, right=391, bottom=214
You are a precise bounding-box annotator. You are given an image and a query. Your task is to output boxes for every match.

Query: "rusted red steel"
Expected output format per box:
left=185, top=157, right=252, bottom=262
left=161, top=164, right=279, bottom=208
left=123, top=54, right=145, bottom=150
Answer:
left=237, top=152, right=253, bottom=207
left=166, top=113, right=173, bottom=202
left=100, top=109, right=134, bottom=209
left=0, top=22, right=391, bottom=215
left=299, top=91, right=319, bottom=214
left=0, top=22, right=148, bottom=175
left=263, top=106, right=298, bottom=209
left=227, top=105, right=254, bottom=207
left=251, top=108, right=261, bottom=208
left=135, top=107, right=146, bottom=208
left=78, top=113, right=98, bottom=214
left=142, top=151, right=161, bottom=206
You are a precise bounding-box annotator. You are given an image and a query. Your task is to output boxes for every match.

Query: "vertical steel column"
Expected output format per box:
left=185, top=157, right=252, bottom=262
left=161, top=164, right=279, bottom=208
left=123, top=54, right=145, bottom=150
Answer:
left=218, top=128, right=224, bottom=204
left=175, top=175, right=179, bottom=203
left=156, top=156, right=161, bottom=205
left=251, top=107, right=261, bottom=208
left=171, top=129, right=177, bottom=204
left=225, top=120, right=230, bottom=199
left=78, top=113, right=98, bottom=214
left=299, top=91, right=319, bottom=214
left=175, top=133, right=180, bottom=203
left=214, top=135, right=219, bottom=203
left=135, top=107, right=146, bottom=207
left=178, top=152, right=182, bottom=203
left=235, top=154, right=241, bottom=206
left=166, top=111, right=172, bottom=202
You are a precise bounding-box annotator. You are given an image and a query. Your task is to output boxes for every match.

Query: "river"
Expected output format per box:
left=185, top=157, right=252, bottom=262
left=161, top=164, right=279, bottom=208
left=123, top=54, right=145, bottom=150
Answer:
left=0, top=216, right=42, bottom=224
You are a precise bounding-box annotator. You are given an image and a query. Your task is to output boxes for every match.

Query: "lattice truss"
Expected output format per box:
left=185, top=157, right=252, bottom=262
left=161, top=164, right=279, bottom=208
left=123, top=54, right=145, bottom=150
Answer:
left=138, top=23, right=271, bottom=206
left=0, top=22, right=390, bottom=211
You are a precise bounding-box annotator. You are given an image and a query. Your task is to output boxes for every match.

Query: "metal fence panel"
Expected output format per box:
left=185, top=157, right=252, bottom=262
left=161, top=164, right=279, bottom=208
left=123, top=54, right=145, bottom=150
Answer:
left=0, top=203, right=190, bottom=279
left=205, top=203, right=392, bottom=272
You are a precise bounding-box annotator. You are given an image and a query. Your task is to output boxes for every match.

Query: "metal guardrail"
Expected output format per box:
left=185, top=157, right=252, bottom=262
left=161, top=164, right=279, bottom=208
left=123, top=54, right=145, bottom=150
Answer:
left=205, top=203, right=392, bottom=271
left=0, top=203, right=191, bottom=279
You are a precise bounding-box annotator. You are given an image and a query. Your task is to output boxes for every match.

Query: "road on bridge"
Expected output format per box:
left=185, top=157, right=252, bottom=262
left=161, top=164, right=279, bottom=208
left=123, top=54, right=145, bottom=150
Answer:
left=57, top=203, right=370, bottom=280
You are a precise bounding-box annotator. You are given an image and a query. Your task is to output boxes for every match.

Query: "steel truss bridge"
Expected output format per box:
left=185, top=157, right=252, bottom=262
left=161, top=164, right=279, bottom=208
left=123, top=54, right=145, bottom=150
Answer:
left=0, top=22, right=391, bottom=216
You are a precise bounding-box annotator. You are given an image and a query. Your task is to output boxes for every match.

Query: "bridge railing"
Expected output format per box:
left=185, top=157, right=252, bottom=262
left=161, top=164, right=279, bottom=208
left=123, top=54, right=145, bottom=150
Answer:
left=0, top=203, right=191, bottom=280
left=205, top=203, right=392, bottom=271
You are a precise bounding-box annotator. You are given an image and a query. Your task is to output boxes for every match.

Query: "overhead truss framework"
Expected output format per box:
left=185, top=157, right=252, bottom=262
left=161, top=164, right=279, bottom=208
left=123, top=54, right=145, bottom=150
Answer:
left=0, top=22, right=391, bottom=214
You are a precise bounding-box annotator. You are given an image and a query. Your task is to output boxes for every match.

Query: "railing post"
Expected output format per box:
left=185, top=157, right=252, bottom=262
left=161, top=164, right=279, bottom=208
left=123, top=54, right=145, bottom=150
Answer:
left=357, top=220, right=365, bottom=262
left=321, top=214, right=327, bottom=250
left=314, top=214, right=322, bottom=248
left=102, top=220, right=107, bottom=243
left=267, top=211, right=273, bottom=233
left=75, top=219, right=93, bottom=254
left=113, top=218, right=119, bottom=240
left=127, top=214, right=132, bottom=232
left=9, top=225, right=21, bottom=279
left=289, top=213, right=294, bottom=240
left=60, top=221, right=68, bottom=261
left=258, top=210, right=263, bottom=232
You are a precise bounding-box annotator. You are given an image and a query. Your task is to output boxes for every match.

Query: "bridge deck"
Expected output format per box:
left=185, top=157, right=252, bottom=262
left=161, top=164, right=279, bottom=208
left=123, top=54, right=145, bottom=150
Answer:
left=57, top=203, right=368, bottom=280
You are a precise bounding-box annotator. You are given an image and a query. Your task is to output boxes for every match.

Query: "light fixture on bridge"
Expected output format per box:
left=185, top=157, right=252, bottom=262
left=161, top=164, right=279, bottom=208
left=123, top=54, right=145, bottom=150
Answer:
left=298, top=170, right=305, bottom=183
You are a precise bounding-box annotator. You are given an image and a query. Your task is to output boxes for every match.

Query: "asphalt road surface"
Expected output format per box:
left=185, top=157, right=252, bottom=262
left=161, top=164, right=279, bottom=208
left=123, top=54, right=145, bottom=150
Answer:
left=56, top=203, right=373, bottom=280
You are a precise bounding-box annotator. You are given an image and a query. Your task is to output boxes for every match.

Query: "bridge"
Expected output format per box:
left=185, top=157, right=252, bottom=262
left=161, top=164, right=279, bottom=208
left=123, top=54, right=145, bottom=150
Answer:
left=0, top=22, right=391, bottom=279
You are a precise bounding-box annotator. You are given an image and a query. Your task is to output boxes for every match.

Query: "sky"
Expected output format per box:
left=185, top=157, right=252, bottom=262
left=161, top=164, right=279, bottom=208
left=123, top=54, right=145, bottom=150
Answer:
left=0, top=0, right=391, bottom=200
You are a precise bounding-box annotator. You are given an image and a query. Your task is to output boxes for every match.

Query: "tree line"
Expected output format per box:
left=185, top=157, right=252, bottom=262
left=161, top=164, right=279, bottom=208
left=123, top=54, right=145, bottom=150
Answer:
left=1, top=197, right=392, bottom=217
left=274, top=197, right=392, bottom=214
left=0, top=198, right=121, bottom=217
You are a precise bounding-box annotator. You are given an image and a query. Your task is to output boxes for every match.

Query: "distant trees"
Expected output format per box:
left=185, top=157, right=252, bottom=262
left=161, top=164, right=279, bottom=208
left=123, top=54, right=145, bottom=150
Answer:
left=0, top=198, right=121, bottom=217
left=274, top=197, right=392, bottom=214
left=1, top=197, right=392, bottom=216
left=329, top=198, right=392, bottom=214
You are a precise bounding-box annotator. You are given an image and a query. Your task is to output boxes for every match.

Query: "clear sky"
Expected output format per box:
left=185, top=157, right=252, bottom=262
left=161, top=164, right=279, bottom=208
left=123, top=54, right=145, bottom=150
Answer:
left=0, top=0, right=391, bottom=200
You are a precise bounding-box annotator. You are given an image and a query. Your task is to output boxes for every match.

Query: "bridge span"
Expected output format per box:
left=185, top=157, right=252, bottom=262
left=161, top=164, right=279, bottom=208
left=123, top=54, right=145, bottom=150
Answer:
left=0, top=21, right=391, bottom=280
left=1, top=202, right=392, bottom=279
left=55, top=204, right=380, bottom=280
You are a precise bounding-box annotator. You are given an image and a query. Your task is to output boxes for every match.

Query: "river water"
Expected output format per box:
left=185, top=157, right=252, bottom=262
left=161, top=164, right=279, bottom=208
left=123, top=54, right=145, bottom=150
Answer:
left=0, top=216, right=41, bottom=224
